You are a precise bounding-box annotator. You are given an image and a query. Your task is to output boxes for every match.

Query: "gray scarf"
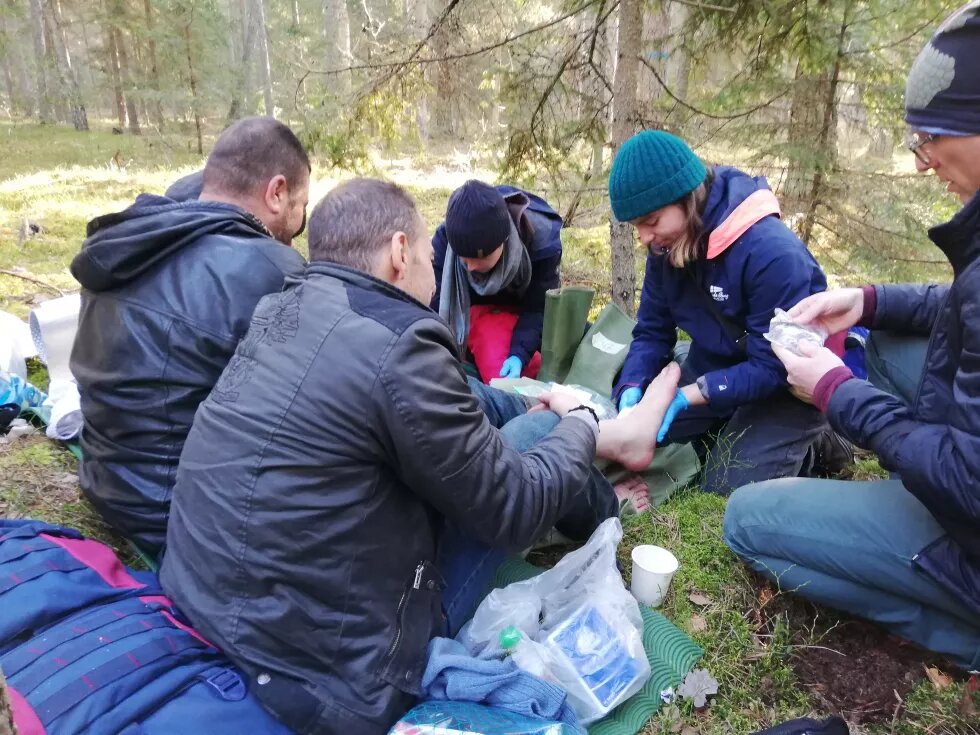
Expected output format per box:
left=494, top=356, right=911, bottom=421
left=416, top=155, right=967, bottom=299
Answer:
left=438, top=218, right=532, bottom=351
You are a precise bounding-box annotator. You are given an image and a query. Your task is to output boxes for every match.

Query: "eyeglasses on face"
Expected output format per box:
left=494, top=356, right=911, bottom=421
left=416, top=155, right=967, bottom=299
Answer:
left=906, top=130, right=939, bottom=165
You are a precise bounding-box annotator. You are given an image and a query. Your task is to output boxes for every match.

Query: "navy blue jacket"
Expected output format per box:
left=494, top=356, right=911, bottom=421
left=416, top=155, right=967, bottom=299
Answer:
left=827, top=192, right=980, bottom=617
left=430, top=186, right=562, bottom=364
left=615, top=167, right=827, bottom=411
left=70, top=196, right=305, bottom=556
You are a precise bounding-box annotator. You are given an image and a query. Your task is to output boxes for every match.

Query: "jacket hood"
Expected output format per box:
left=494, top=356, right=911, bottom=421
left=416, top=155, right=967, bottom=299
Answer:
left=71, top=195, right=273, bottom=291
left=928, top=188, right=980, bottom=276
left=703, top=166, right=782, bottom=259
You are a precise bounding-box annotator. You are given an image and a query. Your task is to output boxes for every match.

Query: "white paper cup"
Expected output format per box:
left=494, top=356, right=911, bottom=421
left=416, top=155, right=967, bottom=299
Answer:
left=630, top=545, right=679, bottom=608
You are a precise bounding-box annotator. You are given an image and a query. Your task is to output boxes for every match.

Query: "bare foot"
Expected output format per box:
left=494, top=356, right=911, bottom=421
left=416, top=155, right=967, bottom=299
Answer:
left=596, top=363, right=681, bottom=471
left=614, top=475, right=651, bottom=515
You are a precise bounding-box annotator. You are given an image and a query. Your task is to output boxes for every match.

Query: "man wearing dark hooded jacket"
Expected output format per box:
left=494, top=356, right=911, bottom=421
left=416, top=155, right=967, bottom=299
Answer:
left=69, top=117, right=310, bottom=557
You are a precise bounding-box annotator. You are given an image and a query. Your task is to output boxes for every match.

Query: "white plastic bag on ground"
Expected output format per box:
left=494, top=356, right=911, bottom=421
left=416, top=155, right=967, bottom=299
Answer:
left=0, top=311, right=36, bottom=380
left=44, top=378, right=82, bottom=441
left=457, top=518, right=650, bottom=724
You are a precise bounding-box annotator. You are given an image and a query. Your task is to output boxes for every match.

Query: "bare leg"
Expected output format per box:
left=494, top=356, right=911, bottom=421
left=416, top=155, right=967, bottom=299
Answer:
left=596, top=363, right=680, bottom=471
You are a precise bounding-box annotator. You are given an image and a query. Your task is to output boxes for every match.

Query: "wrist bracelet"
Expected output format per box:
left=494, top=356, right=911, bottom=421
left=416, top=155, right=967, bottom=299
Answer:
left=568, top=404, right=600, bottom=426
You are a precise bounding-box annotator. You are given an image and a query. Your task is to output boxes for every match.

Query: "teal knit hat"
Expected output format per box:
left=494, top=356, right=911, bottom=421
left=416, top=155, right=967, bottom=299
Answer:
left=608, top=131, right=707, bottom=222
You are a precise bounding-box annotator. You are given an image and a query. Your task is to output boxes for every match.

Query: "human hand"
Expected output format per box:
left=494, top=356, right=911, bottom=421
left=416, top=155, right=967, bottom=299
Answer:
left=787, top=288, right=865, bottom=336
left=530, top=391, right=583, bottom=418
left=499, top=356, right=523, bottom=379
left=618, top=387, right=643, bottom=413
left=656, top=390, right=690, bottom=442
left=771, top=340, right=845, bottom=404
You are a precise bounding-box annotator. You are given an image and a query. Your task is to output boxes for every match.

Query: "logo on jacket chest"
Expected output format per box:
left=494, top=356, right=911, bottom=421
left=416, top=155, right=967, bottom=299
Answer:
left=709, top=285, right=729, bottom=302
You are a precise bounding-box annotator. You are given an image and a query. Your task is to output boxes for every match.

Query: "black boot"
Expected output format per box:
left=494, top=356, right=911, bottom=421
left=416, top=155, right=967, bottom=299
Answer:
left=809, top=428, right=854, bottom=476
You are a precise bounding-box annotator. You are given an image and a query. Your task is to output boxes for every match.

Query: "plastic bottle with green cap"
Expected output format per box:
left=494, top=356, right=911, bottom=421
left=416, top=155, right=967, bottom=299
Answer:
left=498, top=625, right=551, bottom=679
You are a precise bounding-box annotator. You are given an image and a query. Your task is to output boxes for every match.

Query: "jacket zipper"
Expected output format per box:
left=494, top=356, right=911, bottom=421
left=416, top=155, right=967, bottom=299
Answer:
left=383, top=562, right=425, bottom=665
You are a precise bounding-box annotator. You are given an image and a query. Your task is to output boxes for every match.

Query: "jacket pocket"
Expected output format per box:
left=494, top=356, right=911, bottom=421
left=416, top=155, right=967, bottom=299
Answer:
left=378, top=560, right=445, bottom=695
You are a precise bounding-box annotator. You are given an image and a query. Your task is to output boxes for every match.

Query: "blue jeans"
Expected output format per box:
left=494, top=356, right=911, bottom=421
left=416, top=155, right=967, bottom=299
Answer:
left=723, top=332, right=980, bottom=671
left=438, top=379, right=617, bottom=635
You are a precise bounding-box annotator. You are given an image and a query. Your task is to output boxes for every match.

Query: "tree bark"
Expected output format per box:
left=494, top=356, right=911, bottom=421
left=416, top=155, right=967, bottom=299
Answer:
left=46, top=0, right=88, bottom=130
left=608, top=0, right=643, bottom=316
left=323, top=0, right=352, bottom=98
left=411, top=0, right=428, bottom=143
left=226, top=0, right=252, bottom=121
left=251, top=0, right=274, bottom=116
left=28, top=0, right=52, bottom=121
left=103, top=15, right=125, bottom=128
left=1, top=54, right=14, bottom=113
left=39, top=0, right=67, bottom=121
left=181, top=12, right=203, bottom=154
left=113, top=27, right=140, bottom=134
left=430, top=0, right=455, bottom=137
left=799, top=6, right=849, bottom=246
left=142, top=0, right=164, bottom=127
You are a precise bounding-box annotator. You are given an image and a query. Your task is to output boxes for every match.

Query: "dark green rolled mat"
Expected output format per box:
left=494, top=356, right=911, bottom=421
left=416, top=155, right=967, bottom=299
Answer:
left=538, top=287, right=595, bottom=384
left=563, top=302, right=636, bottom=400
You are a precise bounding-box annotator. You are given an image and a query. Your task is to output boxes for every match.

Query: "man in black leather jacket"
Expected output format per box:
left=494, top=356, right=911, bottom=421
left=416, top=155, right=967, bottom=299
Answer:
left=161, top=178, right=678, bottom=735
left=70, top=117, right=310, bottom=558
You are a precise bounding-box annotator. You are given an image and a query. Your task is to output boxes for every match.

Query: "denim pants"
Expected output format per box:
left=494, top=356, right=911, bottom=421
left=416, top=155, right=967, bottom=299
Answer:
left=661, top=351, right=829, bottom=496
left=723, top=332, right=980, bottom=671
left=438, top=379, right=618, bottom=635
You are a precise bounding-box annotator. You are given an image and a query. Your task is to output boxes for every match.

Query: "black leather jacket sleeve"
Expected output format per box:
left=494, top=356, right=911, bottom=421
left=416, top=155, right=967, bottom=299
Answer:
left=376, top=317, right=596, bottom=552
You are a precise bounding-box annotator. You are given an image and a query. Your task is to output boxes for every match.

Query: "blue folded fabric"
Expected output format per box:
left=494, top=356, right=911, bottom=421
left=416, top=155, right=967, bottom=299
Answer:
left=420, top=637, right=584, bottom=734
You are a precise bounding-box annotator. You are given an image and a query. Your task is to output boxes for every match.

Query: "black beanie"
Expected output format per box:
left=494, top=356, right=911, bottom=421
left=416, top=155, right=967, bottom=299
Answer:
left=445, top=180, right=511, bottom=258
left=905, top=1, right=980, bottom=135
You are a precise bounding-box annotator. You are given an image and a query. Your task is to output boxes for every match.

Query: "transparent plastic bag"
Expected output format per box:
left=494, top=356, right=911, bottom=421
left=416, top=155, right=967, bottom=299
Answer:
left=488, top=378, right=618, bottom=419
left=763, top=308, right=828, bottom=356
left=457, top=518, right=650, bottom=724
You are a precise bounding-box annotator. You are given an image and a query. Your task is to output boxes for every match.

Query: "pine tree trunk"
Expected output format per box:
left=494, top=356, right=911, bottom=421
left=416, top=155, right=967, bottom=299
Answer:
left=799, top=6, right=849, bottom=246
left=182, top=17, right=203, bottom=154
left=226, top=0, right=249, bottom=121
left=411, top=0, right=428, bottom=143
left=8, top=18, right=33, bottom=116
left=28, top=0, right=52, bottom=122
left=113, top=28, right=140, bottom=134
left=431, top=0, right=455, bottom=137
left=251, top=0, right=274, bottom=117
left=104, top=18, right=125, bottom=128
left=142, top=0, right=164, bottom=127
left=46, top=0, right=89, bottom=130
left=1, top=53, right=15, bottom=113
left=608, top=0, right=643, bottom=316
left=39, top=0, right=67, bottom=121
left=323, top=0, right=352, bottom=98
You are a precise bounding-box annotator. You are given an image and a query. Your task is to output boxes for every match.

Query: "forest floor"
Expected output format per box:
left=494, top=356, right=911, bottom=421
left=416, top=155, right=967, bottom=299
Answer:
left=1, top=119, right=976, bottom=734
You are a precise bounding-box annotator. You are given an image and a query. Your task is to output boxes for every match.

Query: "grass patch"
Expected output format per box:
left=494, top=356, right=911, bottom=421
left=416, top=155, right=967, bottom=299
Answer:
left=0, top=432, right=142, bottom=568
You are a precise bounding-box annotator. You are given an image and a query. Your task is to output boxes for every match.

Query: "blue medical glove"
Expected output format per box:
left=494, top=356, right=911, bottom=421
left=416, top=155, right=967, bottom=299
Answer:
left=499, top=356, right=523, bottom=379
left=618, top=386, right=643, bottom=412
left=657, top=390, right=690, bottom=443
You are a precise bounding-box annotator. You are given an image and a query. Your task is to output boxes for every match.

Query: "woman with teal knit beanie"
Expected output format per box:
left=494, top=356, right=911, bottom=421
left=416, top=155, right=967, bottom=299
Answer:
left=609, top=130, right=846, bottom=494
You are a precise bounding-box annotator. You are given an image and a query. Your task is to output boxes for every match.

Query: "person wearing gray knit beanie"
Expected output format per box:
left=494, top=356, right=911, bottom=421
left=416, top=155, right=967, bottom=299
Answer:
left=726, top=0, right=980, bottom=675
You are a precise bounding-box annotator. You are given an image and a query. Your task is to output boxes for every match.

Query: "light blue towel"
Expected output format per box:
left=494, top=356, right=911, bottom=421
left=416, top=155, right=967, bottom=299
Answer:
left=420, top=637, right=584, bottom=734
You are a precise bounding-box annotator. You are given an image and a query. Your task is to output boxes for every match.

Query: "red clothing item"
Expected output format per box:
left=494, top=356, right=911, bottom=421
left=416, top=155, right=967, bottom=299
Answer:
left=468, top=305, right=542, bottom=382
